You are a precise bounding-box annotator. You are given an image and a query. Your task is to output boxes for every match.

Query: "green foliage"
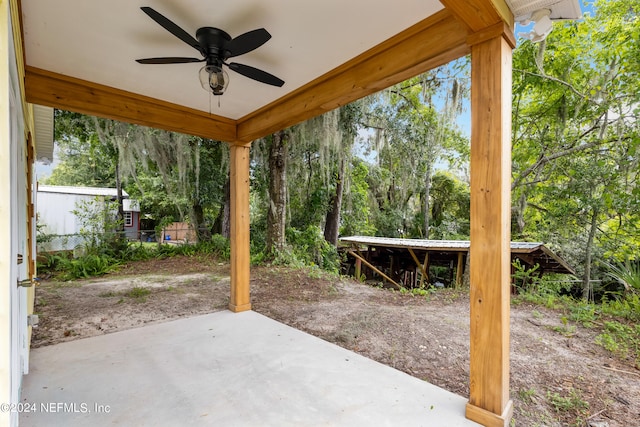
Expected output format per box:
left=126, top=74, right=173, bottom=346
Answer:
left=515, top=275, right=639, bottom=368
left=546, top=388, right=589, bottom=416
left=56, top=254, right=120, bottom=280
left=604, top=259, right=640, bottom=293
left=340, top=159, right=376, bottom=236
left=191, top=234, right=230, bottom=260
left=71, top=197, right=128, bottom=257
left=567, top=304, right=598, bottom=327
left=251, top=226, right=340, bottom=273
left=511, top=260, right=542, bottom=294
left=551, top=316, right=576, bottom=336
left=286, top=226, right=340, bottom=272
left=124, top=286, right=152, bottom=301
left=41, top=235, right=231, bottom=280
left=517, top=388, right=537, bottom=404
left=511, top=0, right=640, bottom=289
left=595, top=321, right=640, bottom=368
left=46, top=111, right=116, bottom=187
left=399, top=284, right=435, bottom=298
left=600, top=294, right=640, bottom=322
left=37, top=252, right=67, bottom=273
left=428, top=171, right=470, bottom=239
left=121, top=242, right=157, bottom=262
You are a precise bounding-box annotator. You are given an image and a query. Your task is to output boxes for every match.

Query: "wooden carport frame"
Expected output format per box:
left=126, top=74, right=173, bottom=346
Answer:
left=20, top=1, right=516, bottom=425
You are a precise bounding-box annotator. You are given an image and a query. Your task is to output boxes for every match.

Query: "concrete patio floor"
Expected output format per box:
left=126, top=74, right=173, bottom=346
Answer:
left=21, top=311, right=480, bottom=426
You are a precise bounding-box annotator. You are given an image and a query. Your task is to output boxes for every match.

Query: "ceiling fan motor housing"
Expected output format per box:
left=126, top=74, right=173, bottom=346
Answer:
left=196, top=27, right=232, bottom=66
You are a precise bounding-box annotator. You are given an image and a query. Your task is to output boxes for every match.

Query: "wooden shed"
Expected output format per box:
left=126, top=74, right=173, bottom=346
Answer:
left=340, top=236, right=576, bottom=290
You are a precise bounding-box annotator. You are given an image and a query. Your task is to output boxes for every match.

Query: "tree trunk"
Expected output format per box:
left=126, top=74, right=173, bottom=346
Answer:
left=422, top=161, right=433, bottom=239
left=266, top=130, right=288, bottom=255
left=213, top=176, right=231, bottom=238
left=582, top=207, right=599, bottom=301
left=324, top=158, right=345, bottom=246
left=114, top=161, right=125, bottom=234
left=463, top=251, right=471, bottom=288
left=192, top=203, right=210, bottom=242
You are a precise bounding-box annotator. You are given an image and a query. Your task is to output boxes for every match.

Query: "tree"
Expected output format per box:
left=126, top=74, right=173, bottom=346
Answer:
left=362, top=65, right=469, bottom=238
left=50, top=111, right=230, bottom=242
left=511, top=0, right=640, bottom=298
left=324, top=102, right=365, bottom=245
left=46, top=111, right=116, bottom=187
left=265, top=130, right=289, bottom=255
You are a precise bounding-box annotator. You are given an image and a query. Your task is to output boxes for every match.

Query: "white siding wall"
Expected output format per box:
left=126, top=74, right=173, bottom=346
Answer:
left=2, top=6, right=30, bottom=426
left=37, top=192, right=86, bottom=235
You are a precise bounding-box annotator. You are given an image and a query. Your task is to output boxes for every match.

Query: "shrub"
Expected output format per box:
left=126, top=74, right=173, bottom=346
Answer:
left=595, top=321, right=640, bottom=367
left=57, top=254, right=119, bottom=280
left=286, top=226, right=340, bottom=272
left=194, top=234, right=230, bottom=260
left=604, top=259, right=640, bottom=293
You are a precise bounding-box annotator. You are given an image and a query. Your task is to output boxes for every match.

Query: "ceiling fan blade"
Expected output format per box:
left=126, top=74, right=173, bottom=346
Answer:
left=140, top=7, right=202, bottom=54
left=226, top=28, right=272, bottom=58
left=228, top=62, right=284, bottom=87
left=136, top=57, right=204, bottom=64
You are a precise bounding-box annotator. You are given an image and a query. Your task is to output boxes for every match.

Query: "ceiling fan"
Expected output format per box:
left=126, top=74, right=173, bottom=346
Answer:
left=136, top=6, right=285, bottom=95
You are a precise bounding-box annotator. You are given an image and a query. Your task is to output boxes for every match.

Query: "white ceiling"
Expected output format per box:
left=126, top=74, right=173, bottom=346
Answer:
left=22, top=0, right=444, bottom=121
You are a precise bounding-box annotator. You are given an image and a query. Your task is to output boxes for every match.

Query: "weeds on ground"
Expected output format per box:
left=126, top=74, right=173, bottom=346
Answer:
left=551, top=316, right=577, bottom=336
left=514, top=275, right=640, bottom=368
left=546, top=388, right=589, bottom=425
left=124, top=286, right=152, bottom=301
left=399, top=285, right=435, bottom=298
left=596, top=321, right=640, bottom=368
left=517, top=387, right=537, bottom=404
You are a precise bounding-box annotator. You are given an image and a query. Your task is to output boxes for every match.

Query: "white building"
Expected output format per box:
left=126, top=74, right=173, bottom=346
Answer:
left=36, top=185, right=141, bottom=251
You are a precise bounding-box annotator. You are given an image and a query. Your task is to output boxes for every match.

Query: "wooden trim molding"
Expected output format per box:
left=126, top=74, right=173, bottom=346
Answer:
left=466, top=401, right=514, bottom=427
left=467, top=21, right=516, bottom=49
left=236, top=9, right=470, bottom=142
left=24, top=66, right=237, bottom=142
left=440, top=0, right=513, bottom=32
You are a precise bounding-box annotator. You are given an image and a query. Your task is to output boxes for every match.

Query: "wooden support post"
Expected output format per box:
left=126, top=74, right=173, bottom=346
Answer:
left=456, top=252, right=464, bottom=288
left=420, top=253, right=429, bottom=287
left=408, top=248, right=429, bottom=286
left=354, top=257, right=362, bottom=280
left=466, top=31, right=514, bottom=427
left=229, top=143, right=251, bottom=313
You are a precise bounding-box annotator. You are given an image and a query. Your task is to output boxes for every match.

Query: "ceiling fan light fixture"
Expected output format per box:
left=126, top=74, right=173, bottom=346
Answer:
left=199, top=64, right=229, bottom=95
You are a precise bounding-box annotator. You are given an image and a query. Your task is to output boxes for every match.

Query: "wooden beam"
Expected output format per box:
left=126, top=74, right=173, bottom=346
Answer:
left=466, top=33, right=513, bottom=426
left=348, top=250, right=401, bottom=290
left=229, top=143, right=251, bottom=313
left=237, top=10, right=469, bottom=142
left=440, top=0, right=513, bottom=32
left=24, top=66, right=237, bottom=142
left=421, top=253, right=430, bottom=287
left=407, top=248, right=429, bottom=285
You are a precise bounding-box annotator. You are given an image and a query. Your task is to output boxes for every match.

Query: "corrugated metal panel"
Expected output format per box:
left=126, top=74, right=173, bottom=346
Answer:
left=38, top=184, right=129, bottom=198
left=340, top=236, right=542, bottom=251
left=33, top=105, right=54, bottom=164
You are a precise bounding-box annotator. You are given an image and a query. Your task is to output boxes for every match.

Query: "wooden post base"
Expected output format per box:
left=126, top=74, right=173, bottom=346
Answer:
left=228, top=303, right=252, bottom=313
left=466, top=400, right=513, bottom=427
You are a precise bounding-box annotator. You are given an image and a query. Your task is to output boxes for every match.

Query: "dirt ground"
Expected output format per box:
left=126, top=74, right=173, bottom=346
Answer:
left=32, top=255, right=640, bottom=427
